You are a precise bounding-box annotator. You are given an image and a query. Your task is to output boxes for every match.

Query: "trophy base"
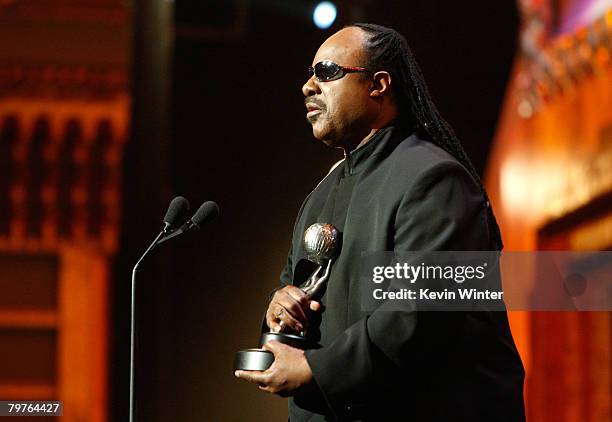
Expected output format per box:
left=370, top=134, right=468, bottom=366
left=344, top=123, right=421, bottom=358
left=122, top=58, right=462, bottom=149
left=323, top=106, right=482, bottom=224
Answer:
left=234, top=348, right=274, bottom=371
left=234, top=332, right=319, bottom=371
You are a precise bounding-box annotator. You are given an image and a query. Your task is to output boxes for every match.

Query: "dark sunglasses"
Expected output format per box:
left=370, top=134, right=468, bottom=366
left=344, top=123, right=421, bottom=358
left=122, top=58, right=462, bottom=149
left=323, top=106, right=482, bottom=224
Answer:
left=308, top=60, right=369, bottom=82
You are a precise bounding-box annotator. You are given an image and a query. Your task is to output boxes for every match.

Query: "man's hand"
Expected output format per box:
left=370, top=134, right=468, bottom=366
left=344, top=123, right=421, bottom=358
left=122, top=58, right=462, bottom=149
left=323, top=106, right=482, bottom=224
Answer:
left=266, top=285, right=321, bottom=333
left=234, top=341, right=315, bottom=396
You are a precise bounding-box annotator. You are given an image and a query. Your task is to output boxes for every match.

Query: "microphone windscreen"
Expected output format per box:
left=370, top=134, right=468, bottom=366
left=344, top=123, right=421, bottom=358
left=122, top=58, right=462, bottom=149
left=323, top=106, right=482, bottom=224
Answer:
left=164, top=196, right=190, bottom=226
left=192, top=201, right=219, bottom=227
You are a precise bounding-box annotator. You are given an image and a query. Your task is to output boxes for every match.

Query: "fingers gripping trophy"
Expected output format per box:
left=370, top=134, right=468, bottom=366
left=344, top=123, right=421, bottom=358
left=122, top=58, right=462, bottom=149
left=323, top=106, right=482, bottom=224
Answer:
left=234, top=223, right=340, bottom=371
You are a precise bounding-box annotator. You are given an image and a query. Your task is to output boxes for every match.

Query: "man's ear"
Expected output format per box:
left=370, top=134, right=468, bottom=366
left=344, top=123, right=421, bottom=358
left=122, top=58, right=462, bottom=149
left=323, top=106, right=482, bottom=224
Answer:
left=369, top=71, right=392, bottom=98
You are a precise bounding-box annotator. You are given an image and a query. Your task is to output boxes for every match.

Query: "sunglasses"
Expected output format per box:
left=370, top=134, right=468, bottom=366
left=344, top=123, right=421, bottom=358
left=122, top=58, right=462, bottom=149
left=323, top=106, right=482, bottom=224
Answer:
left=308, top=60, right=370, bottom=82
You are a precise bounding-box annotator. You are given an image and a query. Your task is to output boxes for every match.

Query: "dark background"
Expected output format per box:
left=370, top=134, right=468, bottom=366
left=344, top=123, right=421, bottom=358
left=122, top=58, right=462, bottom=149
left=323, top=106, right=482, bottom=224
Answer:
left=112, top=1, right=518, bottom=420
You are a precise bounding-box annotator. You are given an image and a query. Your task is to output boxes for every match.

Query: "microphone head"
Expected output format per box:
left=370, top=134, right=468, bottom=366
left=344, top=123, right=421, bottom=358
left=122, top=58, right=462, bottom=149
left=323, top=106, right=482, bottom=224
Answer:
left=164, top=196, right=190, bottom=227
left=192, top=201, right=219, bottom=227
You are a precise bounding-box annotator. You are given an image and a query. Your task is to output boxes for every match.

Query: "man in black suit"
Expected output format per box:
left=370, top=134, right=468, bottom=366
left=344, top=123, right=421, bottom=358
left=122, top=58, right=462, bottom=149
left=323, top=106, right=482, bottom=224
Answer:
left=236, top=24, right=525, bottom=421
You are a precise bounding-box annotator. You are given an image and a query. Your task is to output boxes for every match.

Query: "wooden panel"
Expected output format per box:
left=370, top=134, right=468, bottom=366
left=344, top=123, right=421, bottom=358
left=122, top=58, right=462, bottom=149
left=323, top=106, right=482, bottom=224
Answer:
left=0, top=254, right=58, bottom=309
left=531, top=190, right=612, bottom=421
left=0, top=310, right=57, bottom=329
left=0, top=330, right=56, bottom=383
left=0, top=382, right=56, bottom=399
left=58, top=245, right=108, bottom=422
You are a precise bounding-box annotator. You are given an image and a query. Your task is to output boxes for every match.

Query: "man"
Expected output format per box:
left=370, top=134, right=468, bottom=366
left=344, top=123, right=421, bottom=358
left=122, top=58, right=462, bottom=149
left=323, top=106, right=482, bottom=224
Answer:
left=236, top=24, right=525, bottom=421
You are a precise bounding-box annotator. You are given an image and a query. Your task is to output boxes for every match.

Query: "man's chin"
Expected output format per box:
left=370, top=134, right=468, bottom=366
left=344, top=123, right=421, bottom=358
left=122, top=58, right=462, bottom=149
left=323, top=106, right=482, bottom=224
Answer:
left=311, top=126, right=334, bottom=147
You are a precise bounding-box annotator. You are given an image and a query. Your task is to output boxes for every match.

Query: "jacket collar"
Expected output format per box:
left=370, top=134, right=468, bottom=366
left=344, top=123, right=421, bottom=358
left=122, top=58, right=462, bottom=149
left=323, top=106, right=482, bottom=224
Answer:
left=342, top=122, right=413, bottom=176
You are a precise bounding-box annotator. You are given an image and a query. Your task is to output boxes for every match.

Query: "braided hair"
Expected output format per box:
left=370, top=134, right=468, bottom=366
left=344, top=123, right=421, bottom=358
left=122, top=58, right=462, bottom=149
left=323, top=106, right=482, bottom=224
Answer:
left=351, top=23, right=504, bottom=250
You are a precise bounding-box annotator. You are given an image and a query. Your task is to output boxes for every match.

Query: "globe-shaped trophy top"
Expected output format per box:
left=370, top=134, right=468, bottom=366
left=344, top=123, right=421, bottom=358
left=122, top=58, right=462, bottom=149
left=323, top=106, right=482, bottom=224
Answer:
left=303, top=223, right=340, bottom=266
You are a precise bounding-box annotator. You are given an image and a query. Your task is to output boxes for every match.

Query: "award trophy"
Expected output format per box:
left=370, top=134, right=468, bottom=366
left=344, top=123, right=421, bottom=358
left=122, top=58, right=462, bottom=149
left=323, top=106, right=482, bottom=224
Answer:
left=234, top=223, right=340, bottom=371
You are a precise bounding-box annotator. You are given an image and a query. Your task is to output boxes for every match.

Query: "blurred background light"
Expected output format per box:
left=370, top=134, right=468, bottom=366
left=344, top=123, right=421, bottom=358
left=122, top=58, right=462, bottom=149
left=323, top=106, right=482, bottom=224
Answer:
left=313, top=1, right=337, bottom=29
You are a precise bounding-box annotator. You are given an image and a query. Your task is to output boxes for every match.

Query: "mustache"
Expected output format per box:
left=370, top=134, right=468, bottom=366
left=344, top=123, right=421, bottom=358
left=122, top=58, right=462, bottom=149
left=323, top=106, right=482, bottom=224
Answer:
left=304, top=97, right=326, bottom=111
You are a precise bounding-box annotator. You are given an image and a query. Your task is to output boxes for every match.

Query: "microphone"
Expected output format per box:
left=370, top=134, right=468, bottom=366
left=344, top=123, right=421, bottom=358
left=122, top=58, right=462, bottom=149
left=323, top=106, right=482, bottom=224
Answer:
left=134, top=196, right=191, bottom=266
left=190, top=200, right=220, bottom=228
left=156, top=200, right=219, bottom=245
left=129, top=195, right=190, bottom=422
left=162, top=195, right=190, bottom=232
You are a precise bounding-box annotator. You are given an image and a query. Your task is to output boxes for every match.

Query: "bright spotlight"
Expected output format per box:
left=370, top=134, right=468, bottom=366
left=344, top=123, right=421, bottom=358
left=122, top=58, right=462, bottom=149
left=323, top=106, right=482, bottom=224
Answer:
left=313, top=1, right=337, bottom=30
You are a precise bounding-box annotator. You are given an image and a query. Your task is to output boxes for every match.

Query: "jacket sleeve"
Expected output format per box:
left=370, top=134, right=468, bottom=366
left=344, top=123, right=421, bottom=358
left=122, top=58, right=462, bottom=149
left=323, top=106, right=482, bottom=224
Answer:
left=304, top=161, right=488, bottom=418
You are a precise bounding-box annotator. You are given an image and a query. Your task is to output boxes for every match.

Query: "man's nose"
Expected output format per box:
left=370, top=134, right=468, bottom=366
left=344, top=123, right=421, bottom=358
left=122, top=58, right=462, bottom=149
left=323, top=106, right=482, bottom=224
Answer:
left=302, top=75, right=320, bottom=97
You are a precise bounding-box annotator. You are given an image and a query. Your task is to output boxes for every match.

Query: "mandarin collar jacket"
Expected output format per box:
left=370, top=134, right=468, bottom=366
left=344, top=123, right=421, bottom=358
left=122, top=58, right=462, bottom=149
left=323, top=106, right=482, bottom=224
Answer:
left=275, top=124, right=525, bottom=422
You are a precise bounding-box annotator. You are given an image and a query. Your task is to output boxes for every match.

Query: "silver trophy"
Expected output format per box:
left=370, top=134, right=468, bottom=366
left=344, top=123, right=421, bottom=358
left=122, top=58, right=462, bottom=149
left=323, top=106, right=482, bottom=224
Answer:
left=299, top=223, right=340, bottom=298
left=234, top=222, right=341, bottom=371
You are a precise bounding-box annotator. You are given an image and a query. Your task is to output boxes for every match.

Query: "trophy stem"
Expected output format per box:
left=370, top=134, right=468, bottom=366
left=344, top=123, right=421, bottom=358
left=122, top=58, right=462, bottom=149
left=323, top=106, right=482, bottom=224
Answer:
left=301, top=259, right=333, bottom=298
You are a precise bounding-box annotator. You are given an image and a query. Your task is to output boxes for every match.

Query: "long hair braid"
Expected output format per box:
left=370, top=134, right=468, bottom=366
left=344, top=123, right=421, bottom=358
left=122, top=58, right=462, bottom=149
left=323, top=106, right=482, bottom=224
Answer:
left=351, top=23, right=504, bottom=250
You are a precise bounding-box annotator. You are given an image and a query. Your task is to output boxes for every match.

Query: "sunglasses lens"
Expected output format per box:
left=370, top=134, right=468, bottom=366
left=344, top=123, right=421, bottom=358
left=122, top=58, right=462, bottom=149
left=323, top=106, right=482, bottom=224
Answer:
left=314, top=61, right=341, bottom=81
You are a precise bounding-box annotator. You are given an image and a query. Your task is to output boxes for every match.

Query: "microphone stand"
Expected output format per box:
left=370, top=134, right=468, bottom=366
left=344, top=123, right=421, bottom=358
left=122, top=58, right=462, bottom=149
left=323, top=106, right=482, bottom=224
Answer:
left=129, top=225, right=171, bottom=422
left=128, top=199, right=218, bottom=421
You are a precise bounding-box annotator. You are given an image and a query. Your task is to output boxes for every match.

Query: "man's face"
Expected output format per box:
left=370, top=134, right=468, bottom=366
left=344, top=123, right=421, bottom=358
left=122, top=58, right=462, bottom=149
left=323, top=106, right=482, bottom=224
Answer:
left=302, top=27, right=375, bottom=149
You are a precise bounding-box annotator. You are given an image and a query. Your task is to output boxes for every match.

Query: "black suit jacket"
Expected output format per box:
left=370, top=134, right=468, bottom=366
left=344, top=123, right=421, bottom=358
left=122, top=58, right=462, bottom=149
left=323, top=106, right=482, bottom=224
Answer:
left=278, top=125, right=525, bottom=421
